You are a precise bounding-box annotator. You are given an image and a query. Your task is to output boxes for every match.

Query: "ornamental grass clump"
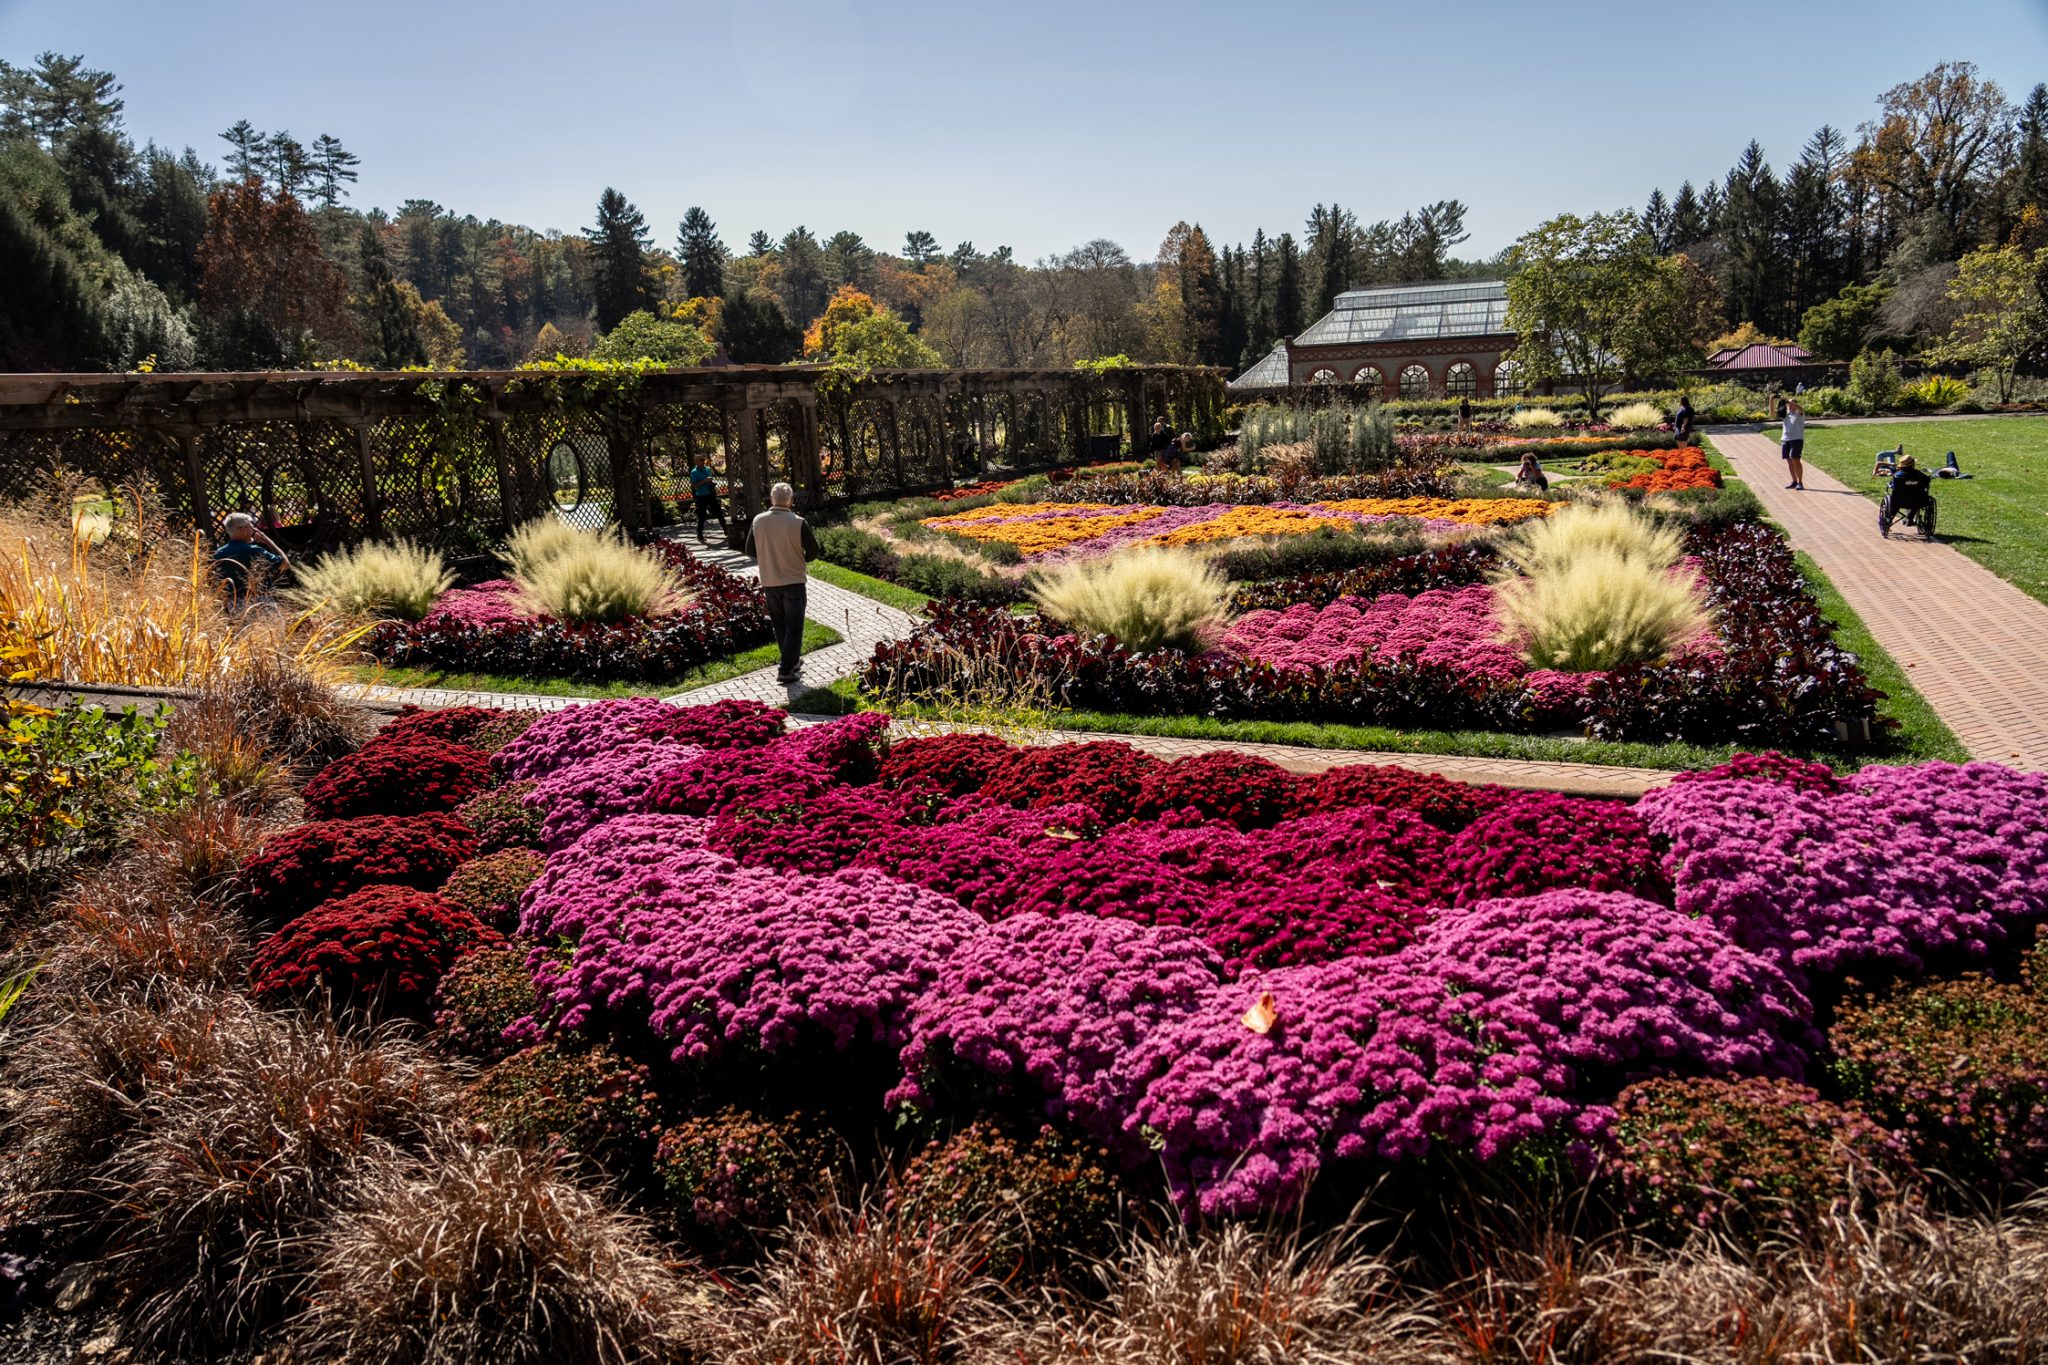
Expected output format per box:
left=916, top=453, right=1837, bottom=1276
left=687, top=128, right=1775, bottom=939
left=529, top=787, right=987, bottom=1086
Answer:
left=1491, top=501, right=1707, bottom=672
left=654, top=1107, right=842, bottom=1252
left=503, top=515, right=589, bottom=580
left=1610, top=1076, right=1916, bottom=1236
left=1606, top=400, right=1669, bottom=430
left=1508, top=407, right=1564, bottom=430
left=1028, top=546, right=1228, bottom=654
left=251, top=886, right=500, bottom=1017
left=1495, top=499, right=1686, bottom=578
left=298, top=1143, right=701, bottom=1365
left=1830, top=975, right=2048, bottom=1187
left=290, top=538, right=454, bottom=620
left=512, top=523, right=680, bottom=624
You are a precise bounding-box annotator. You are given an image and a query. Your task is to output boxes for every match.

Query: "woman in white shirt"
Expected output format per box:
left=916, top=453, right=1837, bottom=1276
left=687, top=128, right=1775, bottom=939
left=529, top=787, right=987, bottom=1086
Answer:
left=1780, top=400, right=1806, bottom=490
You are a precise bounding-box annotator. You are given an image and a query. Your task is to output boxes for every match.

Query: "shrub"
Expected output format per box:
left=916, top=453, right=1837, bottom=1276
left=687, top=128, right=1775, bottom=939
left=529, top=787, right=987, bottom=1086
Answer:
left=1607, top=400, right=1668, bottom=430
left=1132, top=752, right=1300, bottom=829
left=515, top=530, right=679, bottom=624
left=1495, top=500, right=1686, bottom=577
left=441, top=849, right=545, bottom=928
left=241, top=813, right=478, bottom=923
left=892, top=1121, right=1119, bottom=1278
left=455, top=780, right=542, bottom=852
left=376, top=704, right=499, bottom=747
left=1849, top=348, right=1904, bottom=409
left=301, top=733, right=493, bottom=820
left=1907, top=374, right=1973, bottom=408
left=1298, top=763, right=1509, bottom=832
left=1494, top=545, right=1710, bottom=672
left=877, top=733, right=1019, bottom=797
left=1509, top=407, right=1564, bottom=430
left=654, top=1107, right=841, bottom=1248
left=503, top=516, right=589, bottom=580
left=461, top=1042, right=659, bottom=1168
left=493, top=696, right=686, bottom=781
left=1610, top=1076, right=1914, bottom=1236
left=465, top=709, right=543, bottom=755
left=432, top=939, right=541, bottom=1061
left=251, top=886, right=500, bottom=1015
left=640, top=697, right=787, bottom=749
left=300, top=1144, right=698, bottom=1365
left=1028, top=547, right=1229, bottom=654
left=979, top=741, right=1164, bottom=823
left=709, top=786, right=911, bottom=874
left=291, top=538, right=453, bottom=620
left=1447, top=792, right=1670, bottom=904
left=528, top=739, right=697, bottom=852
left=1830, top=976, right=2048, bottom=1187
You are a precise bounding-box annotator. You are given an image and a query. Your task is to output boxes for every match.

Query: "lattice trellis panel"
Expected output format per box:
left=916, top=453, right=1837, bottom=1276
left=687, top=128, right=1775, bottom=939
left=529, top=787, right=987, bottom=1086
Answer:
left=202, top=420, right=372, bottom=550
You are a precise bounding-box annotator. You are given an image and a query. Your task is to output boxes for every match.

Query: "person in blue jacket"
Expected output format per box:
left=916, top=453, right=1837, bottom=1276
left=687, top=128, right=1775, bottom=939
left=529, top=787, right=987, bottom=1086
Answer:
left=211, top=512, right=291, bottom=604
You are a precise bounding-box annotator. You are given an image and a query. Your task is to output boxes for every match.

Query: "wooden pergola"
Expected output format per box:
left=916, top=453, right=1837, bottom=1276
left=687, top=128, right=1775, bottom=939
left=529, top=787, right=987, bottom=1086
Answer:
left=0, top=363, right=1226, bottom=551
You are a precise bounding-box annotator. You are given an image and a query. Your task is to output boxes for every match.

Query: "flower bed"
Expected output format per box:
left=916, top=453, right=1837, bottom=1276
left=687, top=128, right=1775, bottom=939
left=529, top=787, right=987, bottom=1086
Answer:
left=364, top=548, right=772, bottom=682
left=1597, top=445, right=1721, bottom=492
left=922, top=497, right=1551, bottom=561
left=229, top=696, right=2048, bottom=1229
left=866, top=519, right=1881, bottom=747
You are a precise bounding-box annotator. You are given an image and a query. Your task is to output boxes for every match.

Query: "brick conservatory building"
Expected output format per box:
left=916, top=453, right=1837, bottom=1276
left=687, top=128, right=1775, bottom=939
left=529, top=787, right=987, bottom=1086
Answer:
left=1229, top=279, right=1526, bottom=398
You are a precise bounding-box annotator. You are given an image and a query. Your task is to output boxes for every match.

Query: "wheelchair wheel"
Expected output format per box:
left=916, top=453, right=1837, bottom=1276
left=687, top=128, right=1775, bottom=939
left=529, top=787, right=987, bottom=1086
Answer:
left=1921, top=502, right=1937, bottom=540
left=1879, top=505, right=1895, bottom=538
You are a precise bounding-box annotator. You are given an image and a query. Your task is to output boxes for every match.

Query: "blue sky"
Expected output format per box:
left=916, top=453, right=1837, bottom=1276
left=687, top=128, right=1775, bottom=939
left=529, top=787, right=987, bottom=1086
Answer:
left=5, top=0, right=2047, bottom=263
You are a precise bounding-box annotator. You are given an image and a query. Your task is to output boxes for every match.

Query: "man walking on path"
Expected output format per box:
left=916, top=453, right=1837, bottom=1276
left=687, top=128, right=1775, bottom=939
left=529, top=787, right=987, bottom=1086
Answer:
left=745, top=482, right=819, bottom=685
left=1781, top=399, right=1807, bottom=490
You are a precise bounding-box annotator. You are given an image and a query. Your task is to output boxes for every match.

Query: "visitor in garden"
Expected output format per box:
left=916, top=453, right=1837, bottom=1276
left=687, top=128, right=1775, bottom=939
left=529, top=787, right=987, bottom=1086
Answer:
left=1457, top=394, right=1472, bottom=431
left=744, top=482, right=819, bottom=685
left=1781, top=399, right=1807, bottom=490
left=1149, top=417, right=1175, bottom=470
left=1515, top=451, right=1548, bottom=491
left=688, top=459, right=723, bottom=539
left=1174, top=432, right=1195, bottom=471
left=1672, top=394, right=1694, bottom=439
left=211, top=511, right=290, bottom=606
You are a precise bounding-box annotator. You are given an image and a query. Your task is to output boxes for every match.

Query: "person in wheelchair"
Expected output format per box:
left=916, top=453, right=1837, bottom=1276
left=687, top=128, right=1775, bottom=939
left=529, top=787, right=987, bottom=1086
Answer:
left=1880, top=454, right=1937, bottom=539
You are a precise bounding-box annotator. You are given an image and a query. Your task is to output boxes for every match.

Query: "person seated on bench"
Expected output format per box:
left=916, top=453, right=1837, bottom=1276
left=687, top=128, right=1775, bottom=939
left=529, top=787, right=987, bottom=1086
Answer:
left=211, top=512, right=291, bottom=606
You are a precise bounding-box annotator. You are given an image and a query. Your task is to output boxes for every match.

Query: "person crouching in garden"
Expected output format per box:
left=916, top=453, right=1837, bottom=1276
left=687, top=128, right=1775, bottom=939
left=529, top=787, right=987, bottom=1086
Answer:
left=745, top=482, right=819, bottom=686
left=1515, top=451, right=1549, bottom=492
left=211, top=511, right=291, bottom=608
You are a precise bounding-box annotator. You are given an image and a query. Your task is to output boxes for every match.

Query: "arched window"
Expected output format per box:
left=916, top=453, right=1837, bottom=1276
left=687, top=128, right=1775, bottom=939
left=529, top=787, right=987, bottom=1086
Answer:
left=1308, top=368, right=1340, bottom=384
left=1444, top=362, right=1477, bottom=397
left=1398, top=364, right=1431, bottom=398
left=1351, top=364, right=1384, bottom=388
left=1494, top=359, right=1524, bottom=396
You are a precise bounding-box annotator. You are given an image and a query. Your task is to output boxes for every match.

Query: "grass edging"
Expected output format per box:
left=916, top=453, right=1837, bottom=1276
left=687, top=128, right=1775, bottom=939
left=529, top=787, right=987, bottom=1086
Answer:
left=809, top=559, right=933, bottom=614
left=363, top=620, right=842, bottom=699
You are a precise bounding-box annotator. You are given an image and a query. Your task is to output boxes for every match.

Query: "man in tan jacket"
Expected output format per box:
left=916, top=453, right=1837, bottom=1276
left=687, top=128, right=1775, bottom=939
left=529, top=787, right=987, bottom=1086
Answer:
left=744, top=482, right=820, bottom=684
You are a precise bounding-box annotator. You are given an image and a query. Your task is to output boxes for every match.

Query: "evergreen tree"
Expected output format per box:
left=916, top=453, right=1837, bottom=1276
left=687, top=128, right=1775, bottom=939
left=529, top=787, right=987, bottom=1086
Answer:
left=746, top=229, right=773, bottom=256
left=133, top=145, right=210, bottom=305
left=1246, top=227, right=1270, bottom=349
left=0, top=140, right=111, bottom=369
left=825, top=229, right=876, bottom=289
left=1178, top=223, right=1223, bottom=365
left=262, top=131, right=311, bottom=198
left=355, top=222, right=426, bottom=368
left=1216, top=244, right=1248, bottom=371
left=1716, top=141, right=1785, bottom=329
left=2012, top=84, right=2048, bottom=220
left=1642, top=189, right=1672, bottom=253
left=901, top=229, right=939, bottom=268
left=676, top=206, right=726, bottom=297
left=1273, top=232, right=1304, bottom=338
left=772, top=226, right=831, bottom=325
left=219, top=120, right=263, bottom=182
left=718, top=286, right=801, bottom=363
left=0, top=52, right=124, bottom=147
left=587, top=187, right=652, bottom=332
left=308, top=134, right=359, bottom=209
left=1305, top=202, right=1357, bottom=315
left=1782, top=127, right=1848, bottom=319
left=1668, top=181, right=1708, bottom=251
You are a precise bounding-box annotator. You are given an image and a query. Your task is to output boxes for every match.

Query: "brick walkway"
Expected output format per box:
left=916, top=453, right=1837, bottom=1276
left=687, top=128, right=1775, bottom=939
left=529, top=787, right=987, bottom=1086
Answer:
left=1710, top=431, right=2048, bottom=770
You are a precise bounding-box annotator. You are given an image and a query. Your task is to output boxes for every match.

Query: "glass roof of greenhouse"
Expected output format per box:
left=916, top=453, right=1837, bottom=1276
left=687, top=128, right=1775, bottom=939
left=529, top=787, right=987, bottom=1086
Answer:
left=1228, top=343, right=1291, bottom=390
left=1292, top=279, right=1511, bottom=346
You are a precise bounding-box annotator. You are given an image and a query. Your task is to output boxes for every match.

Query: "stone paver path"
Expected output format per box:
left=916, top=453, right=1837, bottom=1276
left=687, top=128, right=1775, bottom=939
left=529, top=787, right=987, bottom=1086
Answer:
left=656, top=531, right=921, bottom=707
left=1711, top=431, right=2048, bottom=770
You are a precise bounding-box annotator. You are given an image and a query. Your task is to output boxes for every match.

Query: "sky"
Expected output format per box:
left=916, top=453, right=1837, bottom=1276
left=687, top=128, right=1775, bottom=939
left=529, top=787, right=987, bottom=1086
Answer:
left=5, top=0, right=2048, bottom=264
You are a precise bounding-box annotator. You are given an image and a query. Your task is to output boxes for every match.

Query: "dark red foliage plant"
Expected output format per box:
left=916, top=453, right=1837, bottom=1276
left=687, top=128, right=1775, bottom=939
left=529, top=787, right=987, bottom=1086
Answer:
left=1133, top=751, right=1301, bottom=829
left=877, top=733, right=1020, bottom=798
left=640, top=698, right=787, bottom=750
left=1446, top=792, right=1671, bottom=904
left=1298, top=763, right=1510, bottom=832
left=240, top=812, right=478, bottom=923
left=300, top=734, right=492, bottom=820
left=250, top=886, right=500, bottom=1015
left=375, top=705, right=499, bottom=748
left=979, top=741, right=1164, bottom=823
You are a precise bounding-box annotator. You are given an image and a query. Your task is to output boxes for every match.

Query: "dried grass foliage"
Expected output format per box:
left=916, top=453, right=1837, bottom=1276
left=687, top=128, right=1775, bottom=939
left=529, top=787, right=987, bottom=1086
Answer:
left=1029, top=546, right=1231, bottom=654
left=291, top=538, right=455, bottom=621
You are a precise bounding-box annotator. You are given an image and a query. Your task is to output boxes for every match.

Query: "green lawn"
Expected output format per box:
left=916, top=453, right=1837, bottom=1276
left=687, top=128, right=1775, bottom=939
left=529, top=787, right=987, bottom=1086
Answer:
left=808, top=559, right=934, bottom=614
left=1770, top=416, right=2048, bottom=605
left=362, top=620, right=841, bottom=699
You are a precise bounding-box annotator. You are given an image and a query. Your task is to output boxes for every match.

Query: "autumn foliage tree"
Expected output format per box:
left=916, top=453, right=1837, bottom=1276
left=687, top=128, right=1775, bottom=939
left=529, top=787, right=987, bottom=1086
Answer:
left=195, top=177, right=349, bottom=366
left=801, top=286, right=941, bottom=368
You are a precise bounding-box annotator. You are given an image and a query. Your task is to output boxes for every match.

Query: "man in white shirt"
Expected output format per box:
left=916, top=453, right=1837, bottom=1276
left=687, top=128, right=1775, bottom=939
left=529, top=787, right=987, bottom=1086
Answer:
left=744, top=482, right=820, bottom=685
left=1780, top=400, right=1806, bottom=490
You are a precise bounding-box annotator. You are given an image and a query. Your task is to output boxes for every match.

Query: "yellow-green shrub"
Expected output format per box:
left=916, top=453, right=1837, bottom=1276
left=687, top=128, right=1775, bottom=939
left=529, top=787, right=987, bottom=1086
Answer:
left=514, top=535, right=678, bottom=624
left=1494, top=545, right=1709, bottom=671
left=1606, top=401, right=1668, bottom=431
left=1508, top=408, right=1563, bottom=430
left=1496, top=501, right=1686, bottom=577
left=292, top=541, right=453, bottom=621
left=1028, top=547, right=1228, bottom=654
left=503, top=517, right=588, bottom=581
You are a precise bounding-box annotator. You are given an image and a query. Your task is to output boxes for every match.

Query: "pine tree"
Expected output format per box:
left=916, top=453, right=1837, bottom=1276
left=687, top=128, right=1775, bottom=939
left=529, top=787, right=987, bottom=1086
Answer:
left=1642, top=189, right=1672, bottom=253
left=1716, top=141, right=1785, bottom=329
left=588, top=187, right=653, bottom=332
left=1668, top=181, right=1707, bottom=250
left=1246, top=227, right=1270, bottom=351
left=825, top=230, right=875, bottom=289
left=0, top=52, right=124, bottom=147
left=220, top=120, right=263, bottom=183
left=1216, top=244, right=1248, bottom=371
left=773, top=226, right=831, bottom=326
left=901, top=229, right=939, bottom=268
left=1273, top=232, right=1304, bottom=338
left=718, top=287, right=801, bottom=363
left=308, top=134, right=359, bottom=209
left=2012, top=84, right=2048, bottom=219
left=746, top=229, right=773, bottom=257
left=263, top=132, right=311, bottom=198
left=355, top=222, right=427, bottom=368
left=1179, top=224, right=1223, bottom=365
left=1783, top=127, right=1848, bottom=318
left=1305, top=203, right=1356, bottom=315
left=677, top=206, right=726, bottom=297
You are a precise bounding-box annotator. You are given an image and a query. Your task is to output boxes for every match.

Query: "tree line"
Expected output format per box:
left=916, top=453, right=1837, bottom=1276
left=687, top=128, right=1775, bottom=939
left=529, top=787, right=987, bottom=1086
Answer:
left=1, top=52, right=2043, bottom=383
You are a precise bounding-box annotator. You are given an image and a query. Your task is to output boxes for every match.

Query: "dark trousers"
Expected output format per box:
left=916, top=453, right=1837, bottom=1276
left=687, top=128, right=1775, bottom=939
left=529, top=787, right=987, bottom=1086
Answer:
left=764, top=583, right=806, bottom=674
left=694, top=492, right=722, bottom=536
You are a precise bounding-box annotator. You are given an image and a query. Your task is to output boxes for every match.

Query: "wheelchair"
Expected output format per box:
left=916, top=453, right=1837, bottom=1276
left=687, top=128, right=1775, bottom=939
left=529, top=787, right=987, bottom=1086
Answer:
left=1879, top=487, right=1937, bottom=540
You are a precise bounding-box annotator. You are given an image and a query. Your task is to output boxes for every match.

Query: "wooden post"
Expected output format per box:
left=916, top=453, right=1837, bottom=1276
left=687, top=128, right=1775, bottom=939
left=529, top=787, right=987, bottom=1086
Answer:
left=486, top=415, right=520, bottom=533
left=354, top=423, right=384, bottom=537
left=883, top=398, right=906, bottom=491
left=790, top=396, right=824, bottom=507
left=177, top=429, right=212, bottom=533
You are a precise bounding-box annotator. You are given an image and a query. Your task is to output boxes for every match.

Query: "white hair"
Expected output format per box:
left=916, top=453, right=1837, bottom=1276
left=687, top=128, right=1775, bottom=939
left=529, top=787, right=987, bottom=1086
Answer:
left=222, top=512, right=258, bottom=531
left=769, top=482, right=795, bottom=506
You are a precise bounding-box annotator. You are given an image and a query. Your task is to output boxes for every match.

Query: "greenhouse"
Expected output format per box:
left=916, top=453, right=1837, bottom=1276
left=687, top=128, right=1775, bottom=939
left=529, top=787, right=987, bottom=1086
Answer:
left=1229, top=278, right=1521, bottom=397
